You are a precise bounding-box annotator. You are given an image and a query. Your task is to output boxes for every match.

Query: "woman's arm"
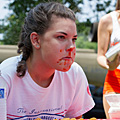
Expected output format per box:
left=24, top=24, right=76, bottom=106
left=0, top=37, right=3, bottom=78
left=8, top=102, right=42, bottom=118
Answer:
left=97, top=14, right=120, bottom=70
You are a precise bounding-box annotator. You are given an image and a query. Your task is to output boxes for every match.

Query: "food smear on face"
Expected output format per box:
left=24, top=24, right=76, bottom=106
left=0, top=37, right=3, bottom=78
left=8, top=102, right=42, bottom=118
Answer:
left=68, top=52, right=71, bottom=56
left=60, top=49, right=63, bottom=52
left=57, top=58, right=72, bottom=66
left=57, top=59, right=72, bottom=71
left=66, top=47, right=75, bottom=51
left=64, top=61, right=67, bottom=65
left=59, top=63, right=62, bottom=65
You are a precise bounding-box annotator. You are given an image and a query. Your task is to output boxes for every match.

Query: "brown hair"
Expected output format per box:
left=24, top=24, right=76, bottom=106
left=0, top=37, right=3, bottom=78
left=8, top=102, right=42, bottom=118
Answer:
left=116, top=0, right=120, bottom=10
left=16, top=2, right=76, bottom=77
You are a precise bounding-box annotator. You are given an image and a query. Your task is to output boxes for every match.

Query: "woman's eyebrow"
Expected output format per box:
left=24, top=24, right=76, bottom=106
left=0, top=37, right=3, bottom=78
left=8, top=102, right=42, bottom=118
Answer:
left=73, top=35, right=78, bottom=37
left=57, top=31, right=67, bottom=35
left=57, top=32, right=78, bottom=37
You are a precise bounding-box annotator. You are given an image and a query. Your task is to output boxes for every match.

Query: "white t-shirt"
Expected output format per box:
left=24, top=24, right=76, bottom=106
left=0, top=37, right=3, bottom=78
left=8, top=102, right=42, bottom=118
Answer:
left=0, top=56, right=95, bottom=120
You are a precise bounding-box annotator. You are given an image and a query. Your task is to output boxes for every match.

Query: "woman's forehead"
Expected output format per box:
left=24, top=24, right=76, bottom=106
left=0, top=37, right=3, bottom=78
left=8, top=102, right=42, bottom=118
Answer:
left=49, top=15, right=76, bottom=29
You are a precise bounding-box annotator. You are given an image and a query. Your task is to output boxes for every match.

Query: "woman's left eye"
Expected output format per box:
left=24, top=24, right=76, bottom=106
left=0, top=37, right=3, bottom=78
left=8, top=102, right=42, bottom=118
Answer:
left=57, top=36, right=65, bottom=40
left=72, top=38, right=77, bottom=42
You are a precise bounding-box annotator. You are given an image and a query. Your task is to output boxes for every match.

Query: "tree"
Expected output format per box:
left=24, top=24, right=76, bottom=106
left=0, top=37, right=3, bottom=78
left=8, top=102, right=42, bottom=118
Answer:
left=86, top=0, right=116, bottom=22
left=0, top=0, right=117, bottom=46
left=0, top=0, right=83, bottom=45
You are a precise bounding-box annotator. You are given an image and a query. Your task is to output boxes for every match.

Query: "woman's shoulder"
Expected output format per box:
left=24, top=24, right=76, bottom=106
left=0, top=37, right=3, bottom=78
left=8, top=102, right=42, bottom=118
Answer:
left=0, top=55, right=21, bottom=71
left=99, top=12, right=114, bottom=32
left=0, top=56, right=22, bottom=89
left=100, top=12, right=112, bottom=25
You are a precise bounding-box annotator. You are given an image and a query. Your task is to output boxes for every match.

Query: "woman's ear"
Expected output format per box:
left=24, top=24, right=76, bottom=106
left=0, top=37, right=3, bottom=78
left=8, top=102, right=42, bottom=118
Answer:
left=30, top=32, right=40, bottom=49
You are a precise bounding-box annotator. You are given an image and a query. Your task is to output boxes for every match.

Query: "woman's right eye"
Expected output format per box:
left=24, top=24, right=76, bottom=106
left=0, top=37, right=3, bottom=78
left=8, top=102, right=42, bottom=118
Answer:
left=57, top=36, right=65, bottom=40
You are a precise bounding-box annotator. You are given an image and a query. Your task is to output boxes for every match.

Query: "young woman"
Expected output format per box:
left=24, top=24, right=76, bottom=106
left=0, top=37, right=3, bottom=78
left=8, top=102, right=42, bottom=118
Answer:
left=97, top=0, right=120, bottom=118
left=0, top=2, right=95, bottom=119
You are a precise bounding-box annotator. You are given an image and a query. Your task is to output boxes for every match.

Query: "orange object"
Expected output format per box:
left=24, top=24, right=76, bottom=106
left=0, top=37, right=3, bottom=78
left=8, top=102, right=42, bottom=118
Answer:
left=89, top=118, right=96, bottom=120
left=34, top=118, right=42, bottom=120
left=103, top=69, right=120, bottom=94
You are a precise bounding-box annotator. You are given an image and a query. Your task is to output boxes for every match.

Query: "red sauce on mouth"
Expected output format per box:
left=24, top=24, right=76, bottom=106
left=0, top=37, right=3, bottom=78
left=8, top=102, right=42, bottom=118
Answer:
left=63, top=68, right=67, bottom=71
left=59, top=63, right=62, bottom=65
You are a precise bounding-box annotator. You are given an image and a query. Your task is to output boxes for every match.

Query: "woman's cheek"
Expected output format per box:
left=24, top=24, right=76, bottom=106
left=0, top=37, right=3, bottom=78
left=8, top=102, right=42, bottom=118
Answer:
left=60, top=49, right=62, bottom=52
left=74, top=51, right=76, bottom=56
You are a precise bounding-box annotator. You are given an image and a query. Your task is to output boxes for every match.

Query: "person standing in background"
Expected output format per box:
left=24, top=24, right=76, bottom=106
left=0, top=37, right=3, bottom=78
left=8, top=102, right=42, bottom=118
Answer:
left=97, top=0, right=120, bottom=119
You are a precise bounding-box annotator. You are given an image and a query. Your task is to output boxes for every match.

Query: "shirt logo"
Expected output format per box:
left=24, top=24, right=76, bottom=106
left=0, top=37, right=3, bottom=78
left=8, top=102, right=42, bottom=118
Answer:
left=87, top=86, right=91, bottom=96
left=0, top=88, right=5, bottom=99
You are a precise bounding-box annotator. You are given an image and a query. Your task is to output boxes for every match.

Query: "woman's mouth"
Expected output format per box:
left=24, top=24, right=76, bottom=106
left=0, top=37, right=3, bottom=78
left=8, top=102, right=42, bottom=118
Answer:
left=58, top=56, right=73, bottom=62
left=62, top=57, right=72, bottom=61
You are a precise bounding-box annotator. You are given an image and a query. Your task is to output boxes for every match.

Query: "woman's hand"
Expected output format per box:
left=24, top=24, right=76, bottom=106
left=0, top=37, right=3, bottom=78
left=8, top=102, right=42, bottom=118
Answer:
left=107, top=53, right=120, bottom=70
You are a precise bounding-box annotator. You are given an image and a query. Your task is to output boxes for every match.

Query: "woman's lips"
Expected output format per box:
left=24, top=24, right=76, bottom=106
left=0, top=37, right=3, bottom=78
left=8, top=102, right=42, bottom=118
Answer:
left=61, top=57, right=73, bottom=61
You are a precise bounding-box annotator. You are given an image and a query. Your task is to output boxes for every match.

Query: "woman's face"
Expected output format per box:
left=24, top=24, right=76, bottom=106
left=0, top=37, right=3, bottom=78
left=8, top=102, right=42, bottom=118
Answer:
left=39, top=15, right=77, bottom=72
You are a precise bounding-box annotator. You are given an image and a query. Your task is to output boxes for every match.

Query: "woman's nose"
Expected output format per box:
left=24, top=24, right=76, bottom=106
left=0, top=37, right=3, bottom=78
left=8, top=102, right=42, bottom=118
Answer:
left=66, top=39, right=76, bottom=52
left=66, top=47, right=75, bottom=51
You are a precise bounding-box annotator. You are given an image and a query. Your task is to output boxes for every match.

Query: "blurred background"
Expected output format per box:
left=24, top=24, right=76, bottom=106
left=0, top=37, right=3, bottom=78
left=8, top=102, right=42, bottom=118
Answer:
left=0, top=0, right=118, bottom=119
left=0, top=0, right=116, bottom=48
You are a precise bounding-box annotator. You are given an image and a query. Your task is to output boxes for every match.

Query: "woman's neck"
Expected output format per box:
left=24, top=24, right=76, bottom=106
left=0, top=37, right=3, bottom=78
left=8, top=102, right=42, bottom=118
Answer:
left=26, top=57, right=55, bottom=88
